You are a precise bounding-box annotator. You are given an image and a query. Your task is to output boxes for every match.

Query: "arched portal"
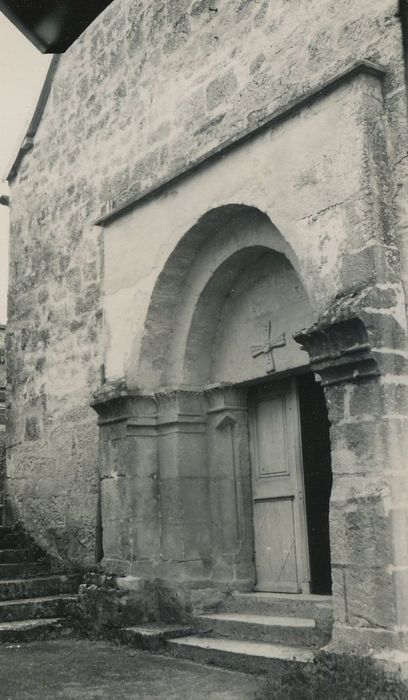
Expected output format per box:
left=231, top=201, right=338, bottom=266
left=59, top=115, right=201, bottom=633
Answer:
left=135, top=204, right=307, bottom=390
left=132, top=204, right=333, bottom=593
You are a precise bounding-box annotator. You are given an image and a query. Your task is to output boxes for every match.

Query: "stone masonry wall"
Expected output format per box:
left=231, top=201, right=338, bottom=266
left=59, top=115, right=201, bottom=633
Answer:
left=0, top=325, right=5, bottom=506
left=6, top=0, right=408, bottom=567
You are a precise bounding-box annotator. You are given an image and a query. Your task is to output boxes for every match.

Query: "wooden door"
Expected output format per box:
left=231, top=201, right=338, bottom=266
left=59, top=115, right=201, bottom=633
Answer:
left=249, top=378, right=310, bottom=593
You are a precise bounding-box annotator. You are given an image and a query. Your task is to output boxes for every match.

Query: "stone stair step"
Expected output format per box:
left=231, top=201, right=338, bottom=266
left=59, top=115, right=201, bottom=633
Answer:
left=121, top=624, right=193, bottom=651
left=197, top=612, right=326, bottom=647
left=0, top=618, right=71, bottom=643
left=0, top=529, right=31, bottom=550
left=0, top=594, right=78, bottom=622
left=225, top=592, right=332, bottom=625
left=0, top=548, right=42, bottom=564
left=168, top=635, right=314, bottom=674
left=0, top=561, right=52, bottom=579
left=0, top=574, right=82, bottom=601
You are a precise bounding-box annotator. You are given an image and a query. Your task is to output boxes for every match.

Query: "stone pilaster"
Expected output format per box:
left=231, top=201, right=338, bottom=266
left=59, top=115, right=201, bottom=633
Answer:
left=296, top=305, right=408, bottom=654
left=205, top=384, right=254, bottom=587
left=91, top=386, right=160, bottom=577
left=155, top=389, right=210, bottom=581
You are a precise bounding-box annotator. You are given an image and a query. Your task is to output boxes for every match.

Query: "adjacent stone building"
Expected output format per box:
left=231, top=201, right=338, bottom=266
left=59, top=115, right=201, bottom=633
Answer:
left=4, top=0, right=408, bottom=676
left=0, top=325, right=5, bottom=509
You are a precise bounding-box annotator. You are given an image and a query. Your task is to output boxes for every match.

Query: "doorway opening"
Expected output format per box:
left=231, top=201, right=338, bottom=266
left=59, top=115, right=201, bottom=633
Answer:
left=298, top=373, right=332, bottom=595
left=248, top=372, right=332, bottom=596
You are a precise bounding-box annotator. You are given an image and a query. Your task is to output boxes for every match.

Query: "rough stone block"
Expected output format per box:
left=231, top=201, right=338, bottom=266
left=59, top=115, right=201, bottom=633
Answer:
left=159, top=478, right=183, bottom=524
left=180, top=477, right=210, bottom=524
left=161, top=522, right=184, bottom=560
left=343, top=565, right=397, bottom=629
left=206, top=69, right=238, bottom=110
left=329, top=500, right=393, bottom=568
left=350, top=382, right=408, bottom=419
left=323, top=385, right=346, bottom=425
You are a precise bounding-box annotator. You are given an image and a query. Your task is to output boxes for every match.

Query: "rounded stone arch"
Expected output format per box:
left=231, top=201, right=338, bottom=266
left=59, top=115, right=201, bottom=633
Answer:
left=136, top=204, right=315, bottom=390
left=177, top=245, right=315, bottom=386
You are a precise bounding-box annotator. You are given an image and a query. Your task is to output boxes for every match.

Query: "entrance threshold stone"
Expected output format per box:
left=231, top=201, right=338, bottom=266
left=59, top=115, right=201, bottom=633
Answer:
left=225, top=592, right=333, bottom=624
left=197, top=612, right=319, bottom=647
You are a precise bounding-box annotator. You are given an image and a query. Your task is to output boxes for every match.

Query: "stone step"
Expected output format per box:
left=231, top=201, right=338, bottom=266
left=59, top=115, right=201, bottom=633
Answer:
left=197, top=612, right=327, bottom=647
left=0, top=528, right=31, bottom=550
left=0, top=618, right=71, bottom=644
left=0, top=548, right=42, bottom=564
left=121, top=624, right=193, bottom=651
left=0, top=561, right=52, bottom=579
left=167, top=635, right=314, bottom=674
left=225, top=592, right=332, bottom=626
left=0, top=574, right=82, bottom=601
left=0, top=595, right=78, bottom=622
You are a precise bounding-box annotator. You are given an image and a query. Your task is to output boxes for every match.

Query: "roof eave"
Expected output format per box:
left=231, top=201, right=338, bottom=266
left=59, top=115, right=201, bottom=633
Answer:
left=4, top=55, right=60, bottom=183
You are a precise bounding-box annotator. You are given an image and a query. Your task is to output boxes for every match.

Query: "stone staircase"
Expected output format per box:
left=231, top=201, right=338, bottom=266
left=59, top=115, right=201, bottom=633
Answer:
left=0, top=522, right=81, bottom=643
left=120, top=591, right=333, bottom=674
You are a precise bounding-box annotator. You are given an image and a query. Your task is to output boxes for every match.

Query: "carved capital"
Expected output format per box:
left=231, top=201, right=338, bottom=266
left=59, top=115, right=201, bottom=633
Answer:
left=155, top=388, right=205, bottom=429
left=294, top=317, right=380, bottom=386
left=91, top=382, right=157, bottom=426
left=204, top=383, right=247, bottom=415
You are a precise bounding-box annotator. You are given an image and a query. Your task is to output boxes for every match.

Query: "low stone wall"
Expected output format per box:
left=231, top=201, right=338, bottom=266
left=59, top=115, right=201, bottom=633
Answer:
left=76, top=571, right=225, bottom=637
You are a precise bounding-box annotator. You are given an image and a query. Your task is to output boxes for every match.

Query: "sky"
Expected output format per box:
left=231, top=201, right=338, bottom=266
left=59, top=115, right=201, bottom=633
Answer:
left=0, top=14, right=51, bottom=323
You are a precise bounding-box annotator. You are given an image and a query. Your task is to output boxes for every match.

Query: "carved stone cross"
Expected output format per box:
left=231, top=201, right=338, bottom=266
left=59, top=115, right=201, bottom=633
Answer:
left=251, top=322, right=286, bottom=374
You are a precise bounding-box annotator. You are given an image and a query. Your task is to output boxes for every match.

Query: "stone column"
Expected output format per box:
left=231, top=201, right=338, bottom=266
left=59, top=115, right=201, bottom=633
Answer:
left=205, top=385, right=254, bottom=588
left=91, top=387, right=160, bottom=577
left=296, top=312, right=408, bottom=655
left=155, top=390, right=211, bottom=582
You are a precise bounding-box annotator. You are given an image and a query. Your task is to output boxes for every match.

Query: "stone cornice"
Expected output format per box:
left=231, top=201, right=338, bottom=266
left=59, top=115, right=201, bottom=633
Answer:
left=94, top=59, right=386, bottom=227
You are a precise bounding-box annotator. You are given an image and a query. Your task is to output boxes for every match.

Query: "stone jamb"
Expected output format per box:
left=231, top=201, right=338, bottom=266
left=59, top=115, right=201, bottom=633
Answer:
left=204, top=384, right=254, bottom=588
left=295, top=300, right=408, bottom=655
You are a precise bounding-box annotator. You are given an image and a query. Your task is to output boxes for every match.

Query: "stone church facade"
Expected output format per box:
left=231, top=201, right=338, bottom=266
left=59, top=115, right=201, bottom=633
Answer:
left=4, top=0, right=408, bottom=673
